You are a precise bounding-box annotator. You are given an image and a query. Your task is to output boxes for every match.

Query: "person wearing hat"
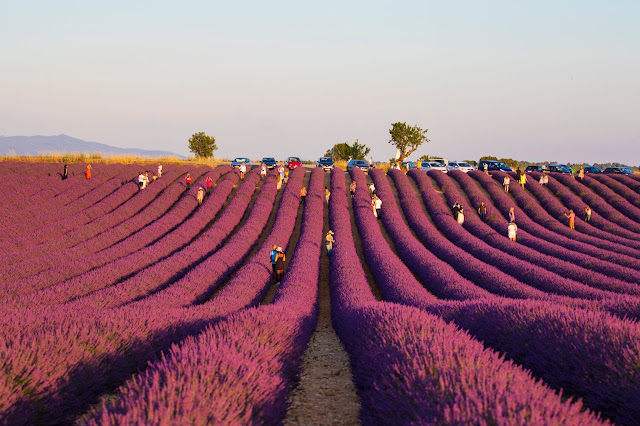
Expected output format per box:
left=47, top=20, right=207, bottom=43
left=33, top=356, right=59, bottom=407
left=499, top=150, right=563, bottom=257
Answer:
left=325, top=230, right=335, bottom=255
left=196, top=187, right=205, bottom=205
left=274, top=247, right=286, bottom=284
left=270, top=245, right=278, bottom=275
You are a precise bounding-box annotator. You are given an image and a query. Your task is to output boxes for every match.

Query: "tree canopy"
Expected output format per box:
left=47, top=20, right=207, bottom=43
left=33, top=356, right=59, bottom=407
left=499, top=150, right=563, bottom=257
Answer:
left=389, top=122, right=430, bottom=165
left=188, top=132, right=217, bottom=158
left=325, top=140, right=370, bottom=161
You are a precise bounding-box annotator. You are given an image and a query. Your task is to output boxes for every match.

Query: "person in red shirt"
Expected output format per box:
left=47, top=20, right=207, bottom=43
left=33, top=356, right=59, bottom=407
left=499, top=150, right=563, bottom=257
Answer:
left=205, top=176, right=213, bottom=194
left=85, top=164, right=92, bottom=179
left=185, top=173, right=192, bottom=189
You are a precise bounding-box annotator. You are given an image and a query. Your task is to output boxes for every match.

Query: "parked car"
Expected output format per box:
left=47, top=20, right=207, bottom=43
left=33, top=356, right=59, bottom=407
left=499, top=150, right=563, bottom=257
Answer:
left=316, top=157, right=335, bottom=171
left=285, top=156, right=302, bottom=170
left=547, top=164, right=571, bottom=173
left=583, top=166, right=602, bottom=174
left=401, top=161, right=416, bottom=170
left=231, top=157, right=252, bottom=169
left=260, top=157, right=277, bottom=170
left=525, top=165, right=545, bottom=173
left=603, top=167, right=634, bottom=175
left=419, top=161, right=447, bottom=173
left=477, top=160, right=512, bottom=172
left=446, top=161, right=475, bottom=173
left=346, top=159, right=370, bottom=172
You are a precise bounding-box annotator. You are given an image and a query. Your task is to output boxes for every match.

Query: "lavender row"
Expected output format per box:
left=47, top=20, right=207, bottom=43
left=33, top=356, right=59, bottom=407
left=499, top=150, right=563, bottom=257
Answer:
left=0, top=165, right=139, bottom=242
left=328, top=169, right=600, bottom=424
left=553, top=172, right=640, bottom=233
left=446, top=170, right=640, bottom=287
left=0, top=166, right=208, bottom=289
left=9, top=171, right=240, bottom=309
left=609, top=174, right=640, bottom=193
left=581, top=174, right=640, bottom=222
left=471, top=170, right=640, bottom=268
left=84, top=168, right=324, bottom=424
left=531, top=171, right=640, bottom=245
left=592, top=174, right=640, bottom=209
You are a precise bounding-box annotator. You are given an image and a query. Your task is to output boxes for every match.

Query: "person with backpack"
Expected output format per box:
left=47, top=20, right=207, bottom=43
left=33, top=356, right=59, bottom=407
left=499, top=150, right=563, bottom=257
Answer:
left=325, top=230, right=335, bottom=255
left=274, top=247, right=286, bottom=284
left=270, top=245, right=278, bottom=275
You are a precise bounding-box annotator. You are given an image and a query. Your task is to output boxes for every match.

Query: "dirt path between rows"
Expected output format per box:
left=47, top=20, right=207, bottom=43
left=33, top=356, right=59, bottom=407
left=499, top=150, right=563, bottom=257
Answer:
left=284, top=171, right=361, bottom=425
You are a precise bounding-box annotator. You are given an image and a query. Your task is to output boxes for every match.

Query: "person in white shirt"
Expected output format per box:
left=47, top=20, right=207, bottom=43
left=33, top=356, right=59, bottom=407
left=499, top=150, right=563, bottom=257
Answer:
left=503, top=175, right=510, bottom=193
left=239, top=163, right=246, bottom=180
left=157, top=164, right=162, bottom=177
left=508, top=221, right=518, bottom=241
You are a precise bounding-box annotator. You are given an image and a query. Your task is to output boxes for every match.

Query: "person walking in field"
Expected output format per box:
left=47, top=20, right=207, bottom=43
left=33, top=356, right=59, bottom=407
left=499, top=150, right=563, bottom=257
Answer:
left=508, top=221, right=518, bottom=241
left=261, top=164, right=267, bottom=179
left=585, top=205, right=592, bottom=223
left=350, top=181, right=356, bottom=198
left=519, top=172, right=527, bottom=189
left=196, top=187, right=205, bottom=205
left=270, top=245, right=278, bottom=275
left=452, top=201, right=462, bottom=221
left=185, top=173, right=192, bottom=189
left=372, top=194, right=382, bottom=219
left=478, top=202, right=487, bottom=222
left=368, top=182, right=375, bottom=194
left=503, top=175, right=510, bottom=193
left=274, top=247, right=286, bottom=284
left=205, top=176, right=213, bottom=194
left=157, top=164, right=162, bottom=178
left=509, top=207, right=516, bottom=223
left=62, top=164, right=69, bottom=180
left=325, top=186, right=331, bottom=204
left=300, top=186, right=307, bottom=204
left=457, top=207, right=465, bottom=225
left=565, top=209, right=576, bottom=230
left=85, top=164, right=92, bottom=179
left=239, top=163, right=246, bottom=180
left=325, top=230, right=335, bottom=255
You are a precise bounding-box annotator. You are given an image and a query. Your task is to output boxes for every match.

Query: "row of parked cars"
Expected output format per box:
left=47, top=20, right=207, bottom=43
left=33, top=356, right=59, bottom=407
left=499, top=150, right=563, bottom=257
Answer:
left=230, top=157, right=303, bottom=170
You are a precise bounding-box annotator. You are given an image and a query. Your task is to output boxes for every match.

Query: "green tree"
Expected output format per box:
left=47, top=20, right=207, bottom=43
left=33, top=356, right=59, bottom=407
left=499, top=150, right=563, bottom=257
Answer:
left=325, top=139, right=370, bottom=161
left=188, top=132, right=217, bottom=158
left=389, top=122, right=430, bottom=166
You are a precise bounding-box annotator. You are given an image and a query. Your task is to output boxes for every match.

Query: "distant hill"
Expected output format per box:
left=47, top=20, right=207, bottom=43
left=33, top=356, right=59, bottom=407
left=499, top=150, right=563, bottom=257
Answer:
left=0, top=135, right=185, bottom=159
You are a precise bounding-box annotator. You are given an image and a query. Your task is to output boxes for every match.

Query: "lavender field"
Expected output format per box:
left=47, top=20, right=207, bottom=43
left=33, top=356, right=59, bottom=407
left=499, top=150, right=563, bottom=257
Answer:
left=1, top=161, right=640, bottom=424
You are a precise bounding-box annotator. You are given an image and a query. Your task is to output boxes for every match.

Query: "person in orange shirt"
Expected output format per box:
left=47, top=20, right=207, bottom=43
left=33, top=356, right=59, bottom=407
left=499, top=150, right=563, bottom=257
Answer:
left=564, top=209, right=576, bottom=229
left=85, top=164, right=92, bottom=179
left=300, top=186, right=307, bottom=204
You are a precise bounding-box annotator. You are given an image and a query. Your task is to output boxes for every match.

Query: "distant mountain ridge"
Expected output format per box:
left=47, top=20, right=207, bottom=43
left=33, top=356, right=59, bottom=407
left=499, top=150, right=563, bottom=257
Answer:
left=0, top=135, right=185, bottom=159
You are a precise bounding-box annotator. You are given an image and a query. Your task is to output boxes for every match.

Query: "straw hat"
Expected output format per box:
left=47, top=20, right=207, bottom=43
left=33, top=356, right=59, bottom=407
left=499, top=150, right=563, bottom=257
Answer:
left=277, top=246, right=283, bottom=252
left=327, top=230, right=334, bottom=235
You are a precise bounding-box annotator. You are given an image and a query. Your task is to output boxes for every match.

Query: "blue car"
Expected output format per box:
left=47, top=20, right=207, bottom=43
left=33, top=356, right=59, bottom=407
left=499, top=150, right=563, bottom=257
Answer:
left=316, top=157, right=335, bottom=171
left=260, top=157, right=277, bottom=170
left=346, top=159, right=370, bottom=172
left=547, top=164, right=571, bottom=173
left=231, top=157, right=252, bottom=169
left=603, top=167, right=633, bottom=175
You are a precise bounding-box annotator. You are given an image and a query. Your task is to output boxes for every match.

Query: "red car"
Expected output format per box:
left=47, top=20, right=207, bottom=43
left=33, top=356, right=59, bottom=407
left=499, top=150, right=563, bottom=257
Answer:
left=285, top=156, right=302, bottom=169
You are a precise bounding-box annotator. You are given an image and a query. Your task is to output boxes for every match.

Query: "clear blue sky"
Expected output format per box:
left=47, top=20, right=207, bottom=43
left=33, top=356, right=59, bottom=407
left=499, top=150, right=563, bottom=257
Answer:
left=1, top=1, right=638, bottom=164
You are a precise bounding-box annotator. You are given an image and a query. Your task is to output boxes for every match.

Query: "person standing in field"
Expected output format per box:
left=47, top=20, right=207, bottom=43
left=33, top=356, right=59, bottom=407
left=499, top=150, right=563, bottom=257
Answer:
left=452, top=201, right=462, bottom=221
left=284, top=168, right=289, bottom=184
left=509, top=207, right=516, bottom=223
left=350, top=181, right=356, bottom=198
left=276, top=174, right=282, bottom=190
left=196, top=187, right=205, bottom=205
left=205, top=176, right=213, bottom=194
left=62, top=164, right=68, bottom=180
left=372, top=194, right=382, bottom=219
left=368, top=182, right=375, bottom=194
left=325, top=186, right=331, bottom=204
left=519, top=172, right=527, bottom=189
left=565, top=209, right=576, bottom=229
left=578, top=166, right=585, bottom=181
left=185, top=173, right=192, bottom=189
left=157, top=164, right=162, bottom=177
left=503, top=175, right=510, bottom=193
left=483, top=162, right=489, bottom=174
left=585, top=205, right=592, bottom=222
left=279, top=164, right=285, bottom=182
left=85, top=164, right=92, bottom=179
left=300, top=186, right=307, bottom=204
left=457, top=207, right=465, bottom=225
left=478, top=202, right=487, bottom=222
left=369, top=157, right=374, bottom=168
left=508, top=221, right=518, bottom=241
left=239, top=163, right=246, bottom=180
left=325, top=230, right=335, bottom=255
left=274, top=247, right=286, bottom=284
left=261, top=164, right=267, bottom=179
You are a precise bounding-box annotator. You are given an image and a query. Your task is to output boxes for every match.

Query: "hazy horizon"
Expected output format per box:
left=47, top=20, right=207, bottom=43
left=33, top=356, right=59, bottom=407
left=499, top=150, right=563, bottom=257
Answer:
left=2, top=1, right=638, bottom=165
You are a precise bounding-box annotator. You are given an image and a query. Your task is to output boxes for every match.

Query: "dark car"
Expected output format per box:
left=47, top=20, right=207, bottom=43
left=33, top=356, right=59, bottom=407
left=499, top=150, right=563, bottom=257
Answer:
left=231, top=157, right=252, bottom=169
left=547, top=164, right=571, bottom=173
left=260, top=157, right=277, bottom=170
left=583, top=166, right=602, bottom=174
left=285, top=157, right=302, bottom=170
left=401, top=161, right=416, bottom=170
left=478, top=160, right=513, bottom=172
left=603, top=167, right=634, bottom=175
left=316, top=157, right=335, bottom=171
left=346, top=159, right=370, bottom=172
left=525, top=165, right=545, bottom=173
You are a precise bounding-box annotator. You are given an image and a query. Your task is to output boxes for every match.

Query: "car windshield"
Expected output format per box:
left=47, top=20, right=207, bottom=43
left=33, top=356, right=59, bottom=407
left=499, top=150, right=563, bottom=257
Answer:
left=353, top=160, right=367, bottom=166
left=458, top=163, right=471, bottom=167
left=288, top=157, right=300, bottom=162
left=262, top=158, right=275, bottom=162
left=319, top=157, right=332, bottom=162
left=234, top=158, right=249, bottom=162
left=429, top=162, right=441, bottom=167
left=449, top=163, right=458, bottom=167
left=621, top=167, right=633, bottom=173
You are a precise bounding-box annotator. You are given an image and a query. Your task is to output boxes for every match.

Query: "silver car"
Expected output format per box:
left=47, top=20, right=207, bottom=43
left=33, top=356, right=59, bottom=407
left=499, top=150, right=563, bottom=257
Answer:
left=446, top=161, right=475, bottom=173
left=419, top=161, right=447, bottom=173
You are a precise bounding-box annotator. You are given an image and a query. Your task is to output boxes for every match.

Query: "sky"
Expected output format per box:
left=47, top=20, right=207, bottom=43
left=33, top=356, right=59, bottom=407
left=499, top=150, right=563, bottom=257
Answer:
left=1, top=1, right=639, bottom=165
